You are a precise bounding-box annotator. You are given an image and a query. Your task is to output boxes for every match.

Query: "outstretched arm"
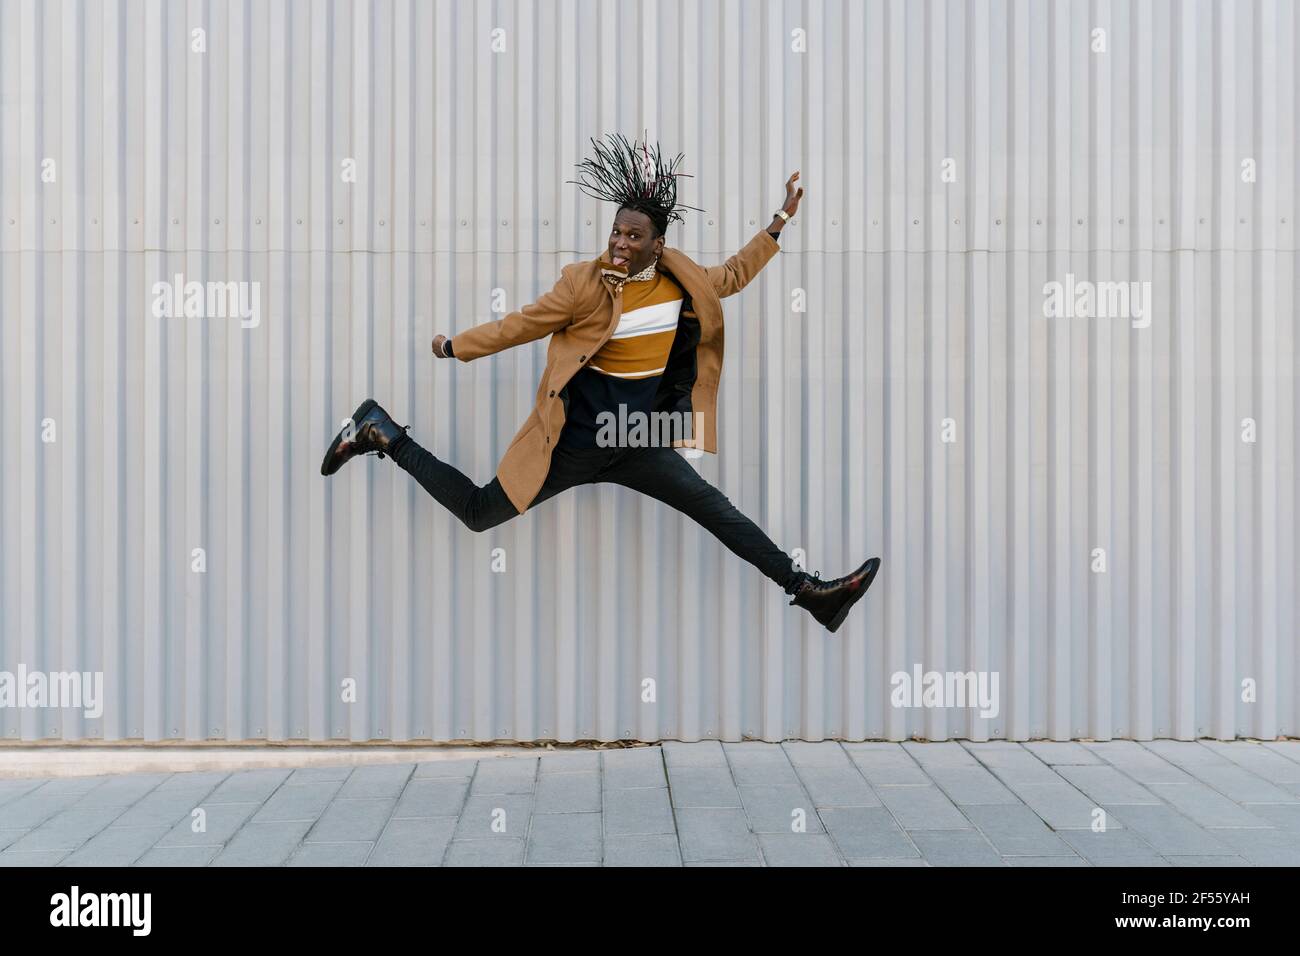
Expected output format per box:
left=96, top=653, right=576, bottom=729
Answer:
left=706, top=170, right=804, bottom=298
left=434, top=268, right=577, bottom=362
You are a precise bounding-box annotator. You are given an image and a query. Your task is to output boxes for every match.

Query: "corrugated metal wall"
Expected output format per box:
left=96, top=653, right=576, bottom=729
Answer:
left=0, top=0, right=1295, bottom=745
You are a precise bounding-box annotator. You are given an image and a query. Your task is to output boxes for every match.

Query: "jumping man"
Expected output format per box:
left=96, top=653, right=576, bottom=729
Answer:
left=320, top=132, right=880, bottom=632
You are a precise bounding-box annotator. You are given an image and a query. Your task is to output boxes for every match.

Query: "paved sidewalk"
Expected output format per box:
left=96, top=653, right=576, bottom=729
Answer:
left=2, top=740, right=1299, bottom=866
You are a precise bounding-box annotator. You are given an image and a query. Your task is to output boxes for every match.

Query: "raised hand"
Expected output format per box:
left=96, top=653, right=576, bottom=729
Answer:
left=781, top=171, right=804, bottom=217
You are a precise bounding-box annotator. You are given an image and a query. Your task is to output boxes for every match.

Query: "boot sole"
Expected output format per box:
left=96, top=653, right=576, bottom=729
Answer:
left=826, top=556, right=882, bottom=633
left=320, top=398, right=379, bottom=476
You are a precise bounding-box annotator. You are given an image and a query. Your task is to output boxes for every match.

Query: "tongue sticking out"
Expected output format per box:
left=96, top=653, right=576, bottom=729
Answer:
left=612, top=255, right=628, bottom=267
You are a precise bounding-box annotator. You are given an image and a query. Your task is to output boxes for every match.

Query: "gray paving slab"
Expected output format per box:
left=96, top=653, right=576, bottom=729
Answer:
left=928, top=766, right=1022, bottom=805
left=725, top=743, right=802, bottom=786
left=602, top=748, right=668, bottom=789
left=797, top=767, right=880, bottom=807
left=0, top=792, right=84, bottom=829
left=1006, top=855, right=1090, bottom=866
left=758, top=833, right=844, bottom=866
left=287, top=766, right=356, bottom=784
left=305, top=798, right=395, bottom=843
left=1056, top=828, right=1167, bottom=865
left=443, top=838, right=525, bottom=866
left=538, top=752, right=600, bottom=773
left=156, top=802, right=259, bottom=847
left=338, top=763, right=415, bottom=799
left=904, top=740, right=982, bottom=768
left=820, top=806, right=918, bottom=859
left=675, top=808, right=761, bottom=863
left=454, top=794, right=532, bottom=840
left=534, top=772, right=600, bottom=813
left=469, top=758, right=537, bottom=795
left=58, top=826, right=170, bottom=866
left=0, top=829, right=29, bottom=851
left=1169, top=855, right=1253, bottom=866
left=782, top=741, right=852, bottom=768
left=0, top=779, right=43, bottom=805
left=251, top=780, right=342, bottom=823
left=1055, top=765, right=1164, bottom=805
left=603, top=787, right=674, bottom=836
left=411, top=760, right=478, bottom=779
left=1190, top=764, right=1300, bottom=805
left=1146, top=782, right=1273, bottom=828
left=367, top=817, right=457, bottom=866
left=6, top=807, right=125, bottom=852
left=70, top=774, right=170, bottom=808
left=1021, top=741, right=1105, bottom=765
left=1205, top=827, right=1300, bottom=866
left=1244, top=803, right=1300, bottom=833
left=525, top=812, right=602, bottom=864
left=0, top=850, right=70, bottom=866
left=666, top=767, right=742, bottom=808
left=285, top=842, right=372, bottom=867
left=963, top=743, right=1062, bottom=784
left=999, top=782, right=1118, bottom=830
left=33, top=776, right=108, bottom=795
left=909, top=828, right=1006, bottom=866
left=107, top=787, right=219, bottom=828
left=392, top=779, right=469, bottom=818
left=739, top=784, right=824, bottom=833
left=962, top=804, right=1077, bottom=856
left=1101, top=804, right=1237, bottom=856
left=205, top=769, right=293, bottom=805
left=1081, top=741, right=1195, bottom=784
left=155, top=772, right=231, bottom=791
left=662, top=740, right=727, bottom=769
left=603, top=834, right=682, bottom=866
left=134, top=846, right=219, bottom=866
left=843, top=743, right=930, bottom=785
left=1200, top=741, right=1300, bottom=785
left=210, top=820, right=315, bottom=866
left=876, top=785, right=970, bottom=829
left=1143, top=740, right=1231, bottom=768
left=848, top=857, right=930, bottom=866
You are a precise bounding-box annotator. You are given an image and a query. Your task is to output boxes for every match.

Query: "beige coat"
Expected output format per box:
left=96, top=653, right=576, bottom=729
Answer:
left=450, top=226, right=781, bottom=514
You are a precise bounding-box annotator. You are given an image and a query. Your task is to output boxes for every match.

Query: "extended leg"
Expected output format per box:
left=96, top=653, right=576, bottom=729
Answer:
left=388, top=431, right=611, bottom=532
left=598, top=447, right=806, bottom=594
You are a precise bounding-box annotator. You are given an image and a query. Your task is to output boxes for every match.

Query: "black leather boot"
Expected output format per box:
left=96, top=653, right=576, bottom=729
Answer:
left=789, top=556, right=882, bottom=633
left=320, top=399, right=410, bottom=476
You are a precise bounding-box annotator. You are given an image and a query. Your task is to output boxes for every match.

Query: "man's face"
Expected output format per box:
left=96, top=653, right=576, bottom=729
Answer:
left=609, top=208, right=663, bottom=276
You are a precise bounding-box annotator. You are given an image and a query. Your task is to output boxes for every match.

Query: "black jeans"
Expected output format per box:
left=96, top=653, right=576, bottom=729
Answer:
left=388, top=432, right=806, bottom=595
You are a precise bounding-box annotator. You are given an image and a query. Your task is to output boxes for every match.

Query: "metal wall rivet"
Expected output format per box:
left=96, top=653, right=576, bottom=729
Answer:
left=379, top=219, right=385, bottom=226
left=1076, top=218, right=1083, bottom=224
left=461, top=219, right=468, bottom=226
left=296, top=218, right=303, bottom=225
left=913, top=218, right=919, bottom=225
left=542, top=219, right=549, bottom=225
left=338, top=218, right=344, bottom=225
left=171, top=217, right=178, bottom=224
left=255, top=218, right=262, bottom=224
left=995, top=218, right=1001, bottom=225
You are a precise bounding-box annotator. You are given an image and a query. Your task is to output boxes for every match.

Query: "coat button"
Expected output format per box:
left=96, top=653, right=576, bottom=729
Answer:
left=549, top=390, right=555, bottom=397
left=546, top=436, right=550, bottom=443
left=579, top=355, right=586, bottom=362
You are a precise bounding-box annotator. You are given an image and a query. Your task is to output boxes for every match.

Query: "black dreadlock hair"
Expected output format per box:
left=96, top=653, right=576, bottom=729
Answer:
left=566, top=131, right=705, bottom=237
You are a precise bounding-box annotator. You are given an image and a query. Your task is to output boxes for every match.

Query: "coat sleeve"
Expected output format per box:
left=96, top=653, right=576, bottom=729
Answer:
left=449, top=267, right=576, bottom=361
left=704, top=227, right=780, bottom=299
